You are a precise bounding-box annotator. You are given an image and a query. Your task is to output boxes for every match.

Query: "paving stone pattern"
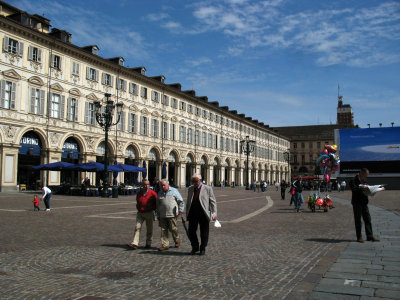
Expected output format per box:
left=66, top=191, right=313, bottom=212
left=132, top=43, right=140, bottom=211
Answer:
left=0, top=188, right=398, bottom=299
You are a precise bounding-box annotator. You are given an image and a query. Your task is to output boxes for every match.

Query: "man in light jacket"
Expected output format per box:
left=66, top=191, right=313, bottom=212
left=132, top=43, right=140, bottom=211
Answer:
left=186, top=173, right=217, bottom=255
left=156, top=179, right=184, bottom=251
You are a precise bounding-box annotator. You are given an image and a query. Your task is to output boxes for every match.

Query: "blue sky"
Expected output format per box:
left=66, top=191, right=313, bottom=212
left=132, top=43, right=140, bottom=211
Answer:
left=12, top=0, right=400, bottom=127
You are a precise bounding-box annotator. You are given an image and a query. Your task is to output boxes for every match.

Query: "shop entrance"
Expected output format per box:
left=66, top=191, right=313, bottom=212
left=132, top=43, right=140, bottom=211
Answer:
left=17, top=131, right=42, bottom=190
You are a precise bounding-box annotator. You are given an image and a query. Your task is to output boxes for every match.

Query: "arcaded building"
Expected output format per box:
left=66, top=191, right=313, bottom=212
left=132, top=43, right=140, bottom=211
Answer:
left=0, top=1, right=289, bottom=191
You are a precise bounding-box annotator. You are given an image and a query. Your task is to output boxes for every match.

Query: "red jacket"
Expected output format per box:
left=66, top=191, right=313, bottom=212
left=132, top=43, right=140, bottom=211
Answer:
left=136, top=189, right=157, bottom=212
left=33, top=196, right=39, bottom=206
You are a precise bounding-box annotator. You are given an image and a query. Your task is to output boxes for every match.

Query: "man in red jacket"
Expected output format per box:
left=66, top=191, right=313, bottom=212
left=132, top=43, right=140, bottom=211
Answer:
left=128, top=180, right=157, bottom=249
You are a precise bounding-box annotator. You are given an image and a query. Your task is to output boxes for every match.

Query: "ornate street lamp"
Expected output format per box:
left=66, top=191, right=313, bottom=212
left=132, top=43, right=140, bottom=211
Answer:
left=93, top=93, right=123, bottom=197
left=240, top=136, right=255, bottom=190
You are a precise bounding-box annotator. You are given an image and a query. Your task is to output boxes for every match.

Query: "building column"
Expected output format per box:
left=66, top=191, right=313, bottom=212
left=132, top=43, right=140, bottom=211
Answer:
left=0, top=145, right=19, bottom=192
left=48, top=150, right=63, bottom=186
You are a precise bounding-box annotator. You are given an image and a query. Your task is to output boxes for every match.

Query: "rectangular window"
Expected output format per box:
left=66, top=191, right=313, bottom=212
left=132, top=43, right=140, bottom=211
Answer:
left=302, top=155, right=305, bottom=164
left=3, top=36, right=23, bottom=56
left=171, top=98, right=178, bottom=109
left=67, top=97, right=78, bottom=121
left=162, top=121, right=168, bottom=139
left=30, top=87, right=45, bottom=115
left=202, top=132, right=207, bottom=147
left=51, top=54, right=62, bottom=70
left=162, top=94, right=169, bottom=106
left=170, top=123, right=176, bottom=141
left=141, top=87, right=148, bottom=99
left=187, top=104, right=193, bottom=114
left=140, top=116, right=148, bottom=135
left=28, top=46, right=41, bottom=62
left=317, top=142, right=321, bottom=148
left=220, top=136, right=224, bottom=150
left=196, top=107, right=201, bottom=116
left=195, top=130, right=200, bottom=145
left=117, top=78, right=126, bottom=91
left=50, top=93, right=65, bottom=119
left=203, top=110, right=208, bottom=118
left=117, top=112, right=125, bottom=131
left=179, top=126, right=186, bottom=143
left=209, top=112, right=214, bottom=121
left=187, top=128, right=193, bottom=144
left=208, top=133, right=213, bottom=148
left=129, top=82, right=138, bottom=95
left=151, top=119, right=159, bottom=137
left=151, top=91, right=159, bottom=102
left=102, top=73, right=113, bottom=87
left=86, top=67, right=98, bottom=81
left=309, top=142, right=313, bottom=148
left=179, top=101, right=186, bottom=111
left=128, top=113, right=137, bottom=133
left=85, top=102, right=96, bottom=125
left=0, top=80, right=16, bottom=110
left=301, top=142, right=305, bottom=149
left=293, top=142, right=297, bottom=149
left=71, top=61, right=80, bottom=76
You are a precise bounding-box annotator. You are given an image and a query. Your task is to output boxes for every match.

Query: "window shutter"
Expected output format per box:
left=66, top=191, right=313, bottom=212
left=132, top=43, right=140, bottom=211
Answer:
left=110, top=75, right=114, bottom=87
left=50, top=54, right=54, bottom=68
left=140, top=116, right=143, bottom=134
left=40, top=90, right=45, bottom=115
left=3, top=36, right=9, bottom=52
left=123, top=80, right=126, bottom=91
left=37, top=49, right=42, bottom=63
left=74, top=99, right=79, bottom=121
left=18, top=42, right=24, bottom=57
left=86, top=67, right=90, bottom=80
left=121, top=112, right=126, bottom=131
left=30, top=88, right=35, bottom=113
left=67, top=97, right=71, bottom=120
left=102, top=73, right=106, bottom=85
left=84, top=102, right=89, bottom=124
left=28, top=46, right=33, bottom=60
left=60, top=95, right=65, bottom=119
left=95, top=70, right=99, bottom=82
left=9, top=82, right=16, bottom=109
left=128, top=113, right=132, bottom=132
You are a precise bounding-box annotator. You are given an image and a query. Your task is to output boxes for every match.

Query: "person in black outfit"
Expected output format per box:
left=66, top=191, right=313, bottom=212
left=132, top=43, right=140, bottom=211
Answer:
left=280, top=180, right=287, bottom=200
left=186, top=174, right=217, bottom=255
left=350, top=168, right=379, bottom=243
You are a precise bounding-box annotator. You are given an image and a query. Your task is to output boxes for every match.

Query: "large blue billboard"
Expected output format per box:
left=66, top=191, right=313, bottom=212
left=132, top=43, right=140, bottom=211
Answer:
left=338, top=127, right=400, bottom=174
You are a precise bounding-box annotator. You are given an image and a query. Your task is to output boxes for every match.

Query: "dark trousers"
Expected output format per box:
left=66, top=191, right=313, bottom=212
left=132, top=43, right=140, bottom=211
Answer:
left=43, top=193, right=52, bottom=209
left=352, top=202, right=373, bottom=239
left=188, top=209, right=209, bottom=251
left=281, top=190, right=285, bottom=200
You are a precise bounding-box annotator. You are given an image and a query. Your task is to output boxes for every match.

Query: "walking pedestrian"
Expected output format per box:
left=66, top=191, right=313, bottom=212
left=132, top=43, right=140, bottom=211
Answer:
left=186, top=173, right=217, bottom=256
left=128, top=180, right=157, bottom=250
left=33, top=194, right=40, bottom=211
left=280, top=180, right=287, bottom=200
left=275, top=181, right=279, bottom=191
left=294, top=177, right=304, bottom=213
left=41, top=186, right=52, bottom=211
left=256, top=181, right=260, bottom=192
left=156, top=179, right=184, bottom=251
left=341, top=180, right=346, bottom=192
left=350, top=168, right=379, bottom=243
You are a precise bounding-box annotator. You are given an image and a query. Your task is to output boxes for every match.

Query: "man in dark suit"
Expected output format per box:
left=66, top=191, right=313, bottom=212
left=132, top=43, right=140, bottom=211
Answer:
left=186, top=173, right=217, bottom=255
left=350, top=168, right=379, bottom=243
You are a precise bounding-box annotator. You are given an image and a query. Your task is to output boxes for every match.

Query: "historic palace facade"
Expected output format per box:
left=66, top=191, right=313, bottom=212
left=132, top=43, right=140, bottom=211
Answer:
left=0, top=1, right=289, bottom=191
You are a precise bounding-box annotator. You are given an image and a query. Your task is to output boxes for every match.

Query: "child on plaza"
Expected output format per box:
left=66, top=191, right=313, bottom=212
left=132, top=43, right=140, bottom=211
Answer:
left=33, top=194, right=40, bottom=211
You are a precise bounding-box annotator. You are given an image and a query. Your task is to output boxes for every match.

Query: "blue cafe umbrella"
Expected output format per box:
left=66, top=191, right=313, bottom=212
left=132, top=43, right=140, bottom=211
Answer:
left=32, top=161, right=75, bottom=171
left=112, top=163, right=146, bottom=172
left=162, top=162, right=167, bottom=179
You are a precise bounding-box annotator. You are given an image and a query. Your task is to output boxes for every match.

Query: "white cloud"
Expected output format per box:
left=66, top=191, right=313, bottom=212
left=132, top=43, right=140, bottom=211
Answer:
left=183, top=1, right=400, bottom=67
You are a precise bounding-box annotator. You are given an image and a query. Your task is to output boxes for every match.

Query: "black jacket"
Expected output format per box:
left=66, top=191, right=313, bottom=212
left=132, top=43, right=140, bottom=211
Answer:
left=350, top=175, right=369, bottom=205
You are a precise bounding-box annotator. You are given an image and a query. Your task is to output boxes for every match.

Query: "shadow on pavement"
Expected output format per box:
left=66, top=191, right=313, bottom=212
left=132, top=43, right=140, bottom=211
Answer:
left=304, top=238, right=353, bottom=243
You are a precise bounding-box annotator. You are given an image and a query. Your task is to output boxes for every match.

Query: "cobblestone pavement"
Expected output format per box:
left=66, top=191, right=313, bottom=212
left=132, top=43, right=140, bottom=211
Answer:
left=0, top=187, right=396, bottom=299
